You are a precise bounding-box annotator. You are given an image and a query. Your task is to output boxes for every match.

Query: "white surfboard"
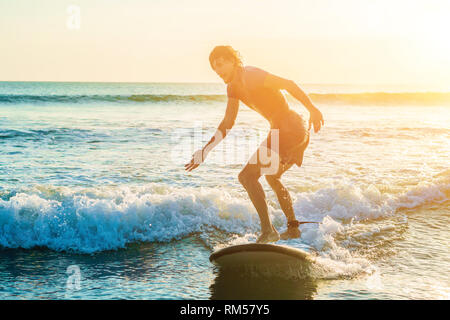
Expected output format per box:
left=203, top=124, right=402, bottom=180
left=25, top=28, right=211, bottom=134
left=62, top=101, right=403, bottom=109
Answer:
left=209, top=243, right=314, bottom=267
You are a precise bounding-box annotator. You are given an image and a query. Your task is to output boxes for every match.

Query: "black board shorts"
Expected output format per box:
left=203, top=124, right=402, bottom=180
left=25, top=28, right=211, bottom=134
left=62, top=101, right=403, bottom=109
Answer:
left=267, top=109, right=310, bottom=167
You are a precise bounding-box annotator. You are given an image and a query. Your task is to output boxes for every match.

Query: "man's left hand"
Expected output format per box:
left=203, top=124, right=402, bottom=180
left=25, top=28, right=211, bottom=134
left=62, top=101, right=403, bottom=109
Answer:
left=308, top=107, right=324, bottom=133
left=184, top=149, right=206, bottom=172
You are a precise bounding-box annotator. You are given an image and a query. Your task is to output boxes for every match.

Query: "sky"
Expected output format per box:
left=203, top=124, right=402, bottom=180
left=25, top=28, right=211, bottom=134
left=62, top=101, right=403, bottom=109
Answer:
left=1, top=0, right=450, bottom=87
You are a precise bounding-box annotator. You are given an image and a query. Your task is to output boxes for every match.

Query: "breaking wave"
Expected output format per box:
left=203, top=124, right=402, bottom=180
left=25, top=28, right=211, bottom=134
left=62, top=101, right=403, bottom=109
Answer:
left=0, top=169, right=448, bottom=255
left=1, top=92, right=450, bottom=106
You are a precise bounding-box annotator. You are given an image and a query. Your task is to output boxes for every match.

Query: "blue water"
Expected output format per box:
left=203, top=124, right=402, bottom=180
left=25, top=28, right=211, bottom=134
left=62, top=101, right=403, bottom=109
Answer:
left=0, top=81, right=449, bottom=299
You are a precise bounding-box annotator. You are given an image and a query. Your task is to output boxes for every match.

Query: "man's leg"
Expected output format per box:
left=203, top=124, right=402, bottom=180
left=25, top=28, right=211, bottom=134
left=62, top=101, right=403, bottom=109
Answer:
left=238, top=163, right=274, bottom=234
left=265, top=162, right=302, bottom=239
left=238, top=142, right=281, bottom=243
left=265, top=162, right=295, bottom=221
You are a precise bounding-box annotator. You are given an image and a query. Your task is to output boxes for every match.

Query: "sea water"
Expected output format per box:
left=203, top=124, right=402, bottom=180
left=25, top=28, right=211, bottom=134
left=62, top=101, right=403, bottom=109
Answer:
left=0, top=81, right=449, bottom=299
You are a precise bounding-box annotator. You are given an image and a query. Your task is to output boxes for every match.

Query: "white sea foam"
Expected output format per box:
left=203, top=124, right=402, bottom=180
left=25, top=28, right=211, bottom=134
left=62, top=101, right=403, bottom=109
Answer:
left=0, top=169, right=448, bottom=281
left=0, top=185, right=260, bottom=253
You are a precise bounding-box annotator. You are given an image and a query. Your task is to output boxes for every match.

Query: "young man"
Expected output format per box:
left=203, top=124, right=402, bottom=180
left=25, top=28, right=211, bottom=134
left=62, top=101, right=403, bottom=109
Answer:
left=185, top=46, right=324, bottom=243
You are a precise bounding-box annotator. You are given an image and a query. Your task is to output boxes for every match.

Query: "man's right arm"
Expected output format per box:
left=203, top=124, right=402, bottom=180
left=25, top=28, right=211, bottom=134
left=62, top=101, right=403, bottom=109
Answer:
left=263, top=73, right=324, bottom=132
left=202, top=97, right=239, bottom=157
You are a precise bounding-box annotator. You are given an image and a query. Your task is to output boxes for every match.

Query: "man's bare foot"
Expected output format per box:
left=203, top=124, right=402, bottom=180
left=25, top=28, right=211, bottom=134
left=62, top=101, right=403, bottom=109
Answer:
left=280, top=227, right=301, bottom=240
left=256, top=228, right=280, bottom=244
left=280, top=220, right=302, bottom=240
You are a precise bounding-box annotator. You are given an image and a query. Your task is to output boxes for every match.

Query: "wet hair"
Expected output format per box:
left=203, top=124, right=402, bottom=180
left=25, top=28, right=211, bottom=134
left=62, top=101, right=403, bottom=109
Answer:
left=209, top=45, right=243, bottom=69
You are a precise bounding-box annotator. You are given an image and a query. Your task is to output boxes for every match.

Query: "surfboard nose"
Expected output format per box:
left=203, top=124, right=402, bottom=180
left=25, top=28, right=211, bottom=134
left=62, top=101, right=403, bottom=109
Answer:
left=209, top=243, right=313, bottom=266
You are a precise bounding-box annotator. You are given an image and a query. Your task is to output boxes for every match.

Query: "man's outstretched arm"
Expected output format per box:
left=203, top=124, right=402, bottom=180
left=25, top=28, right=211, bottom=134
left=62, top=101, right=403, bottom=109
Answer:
left=202, top=97, right=239, bottom=156
left=264, top=74, right=324, bottom=132
left=185, top=98, right=239, bottom=172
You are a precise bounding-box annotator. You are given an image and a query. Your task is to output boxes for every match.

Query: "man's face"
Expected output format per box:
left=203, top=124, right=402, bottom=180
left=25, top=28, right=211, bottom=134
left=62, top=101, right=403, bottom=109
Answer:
left=212, top=56, right=236, bottom=84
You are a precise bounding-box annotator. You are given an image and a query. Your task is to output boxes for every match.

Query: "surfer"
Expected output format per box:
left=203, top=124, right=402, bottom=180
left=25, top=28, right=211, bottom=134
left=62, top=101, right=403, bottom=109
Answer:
left=185, top=46, right=324, bottom=243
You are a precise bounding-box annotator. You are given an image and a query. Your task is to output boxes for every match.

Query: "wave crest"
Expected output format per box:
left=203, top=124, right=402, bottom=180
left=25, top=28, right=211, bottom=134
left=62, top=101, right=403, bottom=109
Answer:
left=0, top=169, right=448, bottom=253
left=0, top=94, right=226, bottom=105
left=2, top=92, right=450, bottom=106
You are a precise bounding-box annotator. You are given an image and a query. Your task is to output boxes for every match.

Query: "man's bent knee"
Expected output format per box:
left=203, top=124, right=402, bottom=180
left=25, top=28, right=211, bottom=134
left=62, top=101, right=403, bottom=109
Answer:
left=238, top=167, right=261, bottom=186
left=265, top=174, right=281, bottom=188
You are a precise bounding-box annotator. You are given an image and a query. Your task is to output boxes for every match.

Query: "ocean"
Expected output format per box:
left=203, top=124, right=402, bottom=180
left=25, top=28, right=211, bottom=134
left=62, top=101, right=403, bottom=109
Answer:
left=0, top=81, right=448, bottom=299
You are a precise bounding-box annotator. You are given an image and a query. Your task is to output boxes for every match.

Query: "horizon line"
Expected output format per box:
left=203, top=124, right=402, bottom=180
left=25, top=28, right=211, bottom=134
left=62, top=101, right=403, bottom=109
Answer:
left=0, top=80, right=443, bottom=87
